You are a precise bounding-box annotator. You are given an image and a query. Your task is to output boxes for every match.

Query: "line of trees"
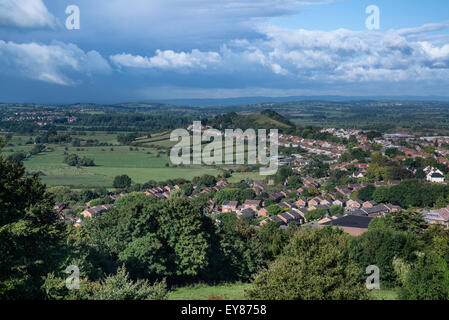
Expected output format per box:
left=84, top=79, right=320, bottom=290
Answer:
left=63, top=153, right=96, bottom=167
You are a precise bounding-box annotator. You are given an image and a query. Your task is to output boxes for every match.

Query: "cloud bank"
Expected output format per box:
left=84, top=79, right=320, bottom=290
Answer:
left=0, top=40, right=111, bottom=85
left=0, top=0, right=56, bottom=29
left=108, top=21, right=449, bottom=84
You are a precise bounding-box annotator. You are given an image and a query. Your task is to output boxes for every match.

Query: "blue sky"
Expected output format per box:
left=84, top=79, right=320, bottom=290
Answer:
left=0, top=0, right=449, bottom=103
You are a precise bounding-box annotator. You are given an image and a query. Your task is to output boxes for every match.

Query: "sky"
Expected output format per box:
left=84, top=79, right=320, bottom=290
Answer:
left=0, top=0, right=449, bottom=103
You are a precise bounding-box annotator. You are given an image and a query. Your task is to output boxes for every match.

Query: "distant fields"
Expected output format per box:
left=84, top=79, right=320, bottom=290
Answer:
left=3, top=133, right=220, bottom=188
left=2, top=130, right=273, bottom=188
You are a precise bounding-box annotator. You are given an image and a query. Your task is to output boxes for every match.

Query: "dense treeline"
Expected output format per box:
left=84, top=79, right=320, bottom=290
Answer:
left=206, top=110, right=294, bottom=132
left=74, top=114, right=192, bottom=132
left=364, top=179, right=449, bottom=209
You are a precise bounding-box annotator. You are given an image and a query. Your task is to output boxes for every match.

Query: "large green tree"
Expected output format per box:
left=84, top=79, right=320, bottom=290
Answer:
left=0, top=138, right=65, bottom=299
left=247, top=227, right=369, bottom=300
left=399, top=253, right=449, bottom=300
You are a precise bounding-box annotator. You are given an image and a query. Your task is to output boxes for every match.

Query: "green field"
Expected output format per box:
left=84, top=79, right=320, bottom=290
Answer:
left=167, top=283, right=399, bottom=300
left=227, top=171, right=267, bottom=183
left=371, top=289, right=400, bottom=300
left=168, top=283, right=250, bottom=300
left=4, top=133, right=220, bottom=188
left=1, top=130, right=276, bottom=188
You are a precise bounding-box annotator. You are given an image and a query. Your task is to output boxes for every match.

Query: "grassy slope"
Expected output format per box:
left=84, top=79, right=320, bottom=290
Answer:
left=7, top=133, right=219, bottom=188
left=167, top=283, right=399, bottom=300
left=168, top=283, right=250, bottom=300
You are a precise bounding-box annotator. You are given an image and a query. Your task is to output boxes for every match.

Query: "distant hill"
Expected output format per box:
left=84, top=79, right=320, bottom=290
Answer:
left=152, top=95, right=449, bottom=107
left=207, top=109, right=295, bottom=131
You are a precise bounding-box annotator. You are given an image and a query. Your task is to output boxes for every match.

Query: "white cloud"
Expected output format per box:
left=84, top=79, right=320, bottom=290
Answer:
left=106, top=18, right=449, bottom=89
left=111, top=49, right=221, bottom=70
left=0, top=0, right=56, bottom=29
left=109, top=21, right=449, bottom=84
left=240, top=22, right=449, bottom=82
left=0, top=40, right=111, bottom=85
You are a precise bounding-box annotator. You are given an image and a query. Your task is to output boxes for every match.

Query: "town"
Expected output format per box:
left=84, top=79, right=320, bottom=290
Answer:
left=49, top=122, right=449, bottom=236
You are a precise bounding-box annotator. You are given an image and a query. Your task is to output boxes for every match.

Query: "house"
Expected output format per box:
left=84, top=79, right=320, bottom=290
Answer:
left=288, top=207, right=306, bottom=218
left=296, top=199, right=308, bottom=207
left=361, top=205, right=390, bottom=217
left=264, top=215, right=286, bottom=227
left=384, top=203, right=402, bottom=212
left=74, top=217, right=83, bottom=228
left=346, top=199, right=364, bottom=210
left=423, top=206, right=449, bottom=228
left=308, top=197, right=322, bottom=207
left=355, top=163, right=369, bottom=169
left=333, top=199, right=345, bottom=207
left=278, top=212, right=295, bottom=224
left=222, top=201, right=239, bottom=213
left=242, top=200, right=262, bottom=210
left=308, top=204, right=331, bottom=213
left=257, top=208, right=268, bottom=217
left=252, top=180, right=266, bottom=194
left=335, top=186, right=353, bottom=198
left=53, top=202, right=65, bottom=213
left=427, top=171, right=445, bottom=183
left=303, top=176, right=320, bottom=189
left=352, top=171, right=365, bottom=179
left=317, top=217, right=332, bottom=225
left=80, top=204, right=113, bottom=219
left=285, top=210, right=305, bottom=224
left=238, top=208, right=257, bottom=219
left=206, top=201, right=219, bottom=214
left=387, top=180, right=401, bottom=186
left=279, top=201, right=294, bottom=209
left=362, top=200, right=378, bottom=208
left=269, top=192, right=284, bottom=203
left=215, top=181, right=225, bottom=189
left=350, top=209, right=368, bottom=216
left=321, top=215, right=374, bottom=236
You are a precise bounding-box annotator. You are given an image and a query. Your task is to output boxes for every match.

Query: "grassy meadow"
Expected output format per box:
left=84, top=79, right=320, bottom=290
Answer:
left=168, top=283, right=250, bottom=300
left=167, top=283, right=399, bottom=300
left=3, top=132, right=220, bottom=188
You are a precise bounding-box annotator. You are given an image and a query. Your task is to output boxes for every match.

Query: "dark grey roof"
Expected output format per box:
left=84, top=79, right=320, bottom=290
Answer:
left=286, top=210, right=303, bottom=221
left=296, top=208, right=308, bottom=214
left=278, top=212, right=294, bottom=223
left=430, top=173, right=444, bottom=178
left=362, top=205, right=389, bottom=215
left=350, top=209, right=368, bottom=216
left=270, top=215, right=286, bottom=226
left=222, top=201, right=239, bottom=206
left=239, top=208, right=256, bottom=218
left=243, top=200, right=262, bottom=205
left=322, top=215, right=373, bottom=229
left=315, top=204, right=331, bottom=210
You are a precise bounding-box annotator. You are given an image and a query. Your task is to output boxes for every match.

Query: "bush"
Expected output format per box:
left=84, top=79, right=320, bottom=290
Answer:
left=247, top=228, right=369, bottom=300
left=63, top=153, right=95, bottom=167
left=113, top=175, right=132, bottom=189
left=305, top=208, right=327, bottom=221
left=399, top=253, right=449, bottom=300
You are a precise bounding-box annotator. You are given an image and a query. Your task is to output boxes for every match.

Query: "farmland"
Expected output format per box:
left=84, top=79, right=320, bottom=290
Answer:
left=3, top=132, right=220, bottom=189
